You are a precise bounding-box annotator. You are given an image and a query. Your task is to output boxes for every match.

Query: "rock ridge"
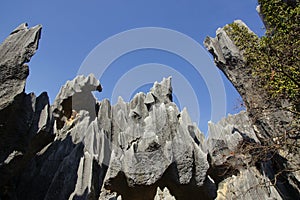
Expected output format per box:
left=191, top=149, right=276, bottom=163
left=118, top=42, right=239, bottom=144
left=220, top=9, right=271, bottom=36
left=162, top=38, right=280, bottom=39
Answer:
left=0, top=22, right=299, bottom=200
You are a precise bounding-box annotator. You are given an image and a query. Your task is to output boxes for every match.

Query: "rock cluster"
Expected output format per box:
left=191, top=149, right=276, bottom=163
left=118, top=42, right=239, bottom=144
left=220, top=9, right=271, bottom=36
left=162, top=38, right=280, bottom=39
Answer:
left=0, top=21, right=299, bottom=200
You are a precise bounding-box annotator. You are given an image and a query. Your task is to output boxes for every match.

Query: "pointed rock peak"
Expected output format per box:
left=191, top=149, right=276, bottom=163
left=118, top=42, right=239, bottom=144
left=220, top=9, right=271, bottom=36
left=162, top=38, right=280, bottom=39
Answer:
left=231, top=20, right=255, bottom=35
left=52, top=74, right=102, bottom=129
left=154, top=187, right=176, bottom=200
left=144, top=92, right=155, bottom=105
left=180, top=107, right=192, bottom=124
left=233, top=19, right=247, bottom=27
left=150, top=76, right=173, bottom=104
left=10, top=23, right=42, bottom=35
left=54, top=74, right=101, bottom=105
left=0, top=23, right=42, bottom=110
left=9, top=23, right=42, bottom=36
left=130, top=92, right=145, bottom=101
left=117, top=96, right=125, bottom=104
left=10, top=23, right=28, bottom=34
left=129, top=92, right=147, bottom=120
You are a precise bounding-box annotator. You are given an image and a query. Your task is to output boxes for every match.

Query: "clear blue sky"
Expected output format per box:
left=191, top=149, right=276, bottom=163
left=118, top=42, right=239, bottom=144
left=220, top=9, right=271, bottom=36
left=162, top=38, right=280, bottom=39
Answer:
left=0, top=0, right=264, bottom=134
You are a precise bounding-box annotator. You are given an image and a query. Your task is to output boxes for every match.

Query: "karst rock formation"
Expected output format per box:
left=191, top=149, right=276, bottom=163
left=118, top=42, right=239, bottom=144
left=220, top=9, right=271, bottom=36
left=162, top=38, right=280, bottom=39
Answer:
left=0, top=14, right=299, bottom=200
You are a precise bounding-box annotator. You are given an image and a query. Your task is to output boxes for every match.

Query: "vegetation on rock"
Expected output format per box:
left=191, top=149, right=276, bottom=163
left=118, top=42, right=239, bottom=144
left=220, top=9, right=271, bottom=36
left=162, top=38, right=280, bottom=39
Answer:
left=217, top=1, right=300, bottom=198
left=225, top=0, right=299, bottom=110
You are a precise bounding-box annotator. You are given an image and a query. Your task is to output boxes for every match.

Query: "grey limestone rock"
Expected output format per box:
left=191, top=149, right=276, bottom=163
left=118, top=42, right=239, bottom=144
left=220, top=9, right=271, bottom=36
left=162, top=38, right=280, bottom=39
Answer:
left=1, top=20, right=299, bottom=200
left=100, top=77, right=215, bottom=200
left=0, top=23, right=41, bottom=110
left=52, top=74, right=102, bottom=130
left=12, top=72, right=215, bottom=200
left=204, top=17, right=300, bottom=199
left=204, top=20, right=294, bottom=141
left=0, top=23, right=54, bottom=199
left=206, top=112, right=259, bottom=181
left=206, top=111, right=259, bottom=167
left=216, top=167, right=281, bottom=200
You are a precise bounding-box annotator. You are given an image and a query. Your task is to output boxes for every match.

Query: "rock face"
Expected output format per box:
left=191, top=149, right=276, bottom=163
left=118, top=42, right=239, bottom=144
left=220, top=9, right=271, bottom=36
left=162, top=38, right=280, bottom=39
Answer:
left=99, top=78, right=214, bottom=200
left=206, top=112, right=282, bottom=199
left=52, top=74, right=102, bottom=130
left=0, top=21, right=299, bottom=200
left=0, top=23, right=54, bottom=199
left=216, top=167, right=281, bottom=200
left=204, top=20, right=294, bottom=142
left=204, top=19, right=300, bottom=199
left=0, top=23, right=41, bottom=110
left=14, top=74, right=216, bottom=200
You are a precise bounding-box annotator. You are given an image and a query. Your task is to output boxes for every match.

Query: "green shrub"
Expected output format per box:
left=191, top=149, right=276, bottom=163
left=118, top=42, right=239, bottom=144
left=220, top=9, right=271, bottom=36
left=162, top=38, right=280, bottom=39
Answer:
left=224, top=0, right=299, bottom=109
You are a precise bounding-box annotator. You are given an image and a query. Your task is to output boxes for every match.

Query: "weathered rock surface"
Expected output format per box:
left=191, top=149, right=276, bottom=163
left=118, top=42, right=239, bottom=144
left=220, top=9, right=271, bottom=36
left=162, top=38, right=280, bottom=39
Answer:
left=99, top=78, right=215, bottom=200
left=52, top=73, right=102, bottom=130
left=0, top=23, right=41, bottom=110
left=204, top=20, right=294, bottom=141
left=206, top=112, right=283, bottom=199
left=0, top=19, right=299, bottom=200
left=206, top=112, right=259, bottom=183
left=16, top=75, right=215, bottom=200
left=216, top=167, right=281, bottom=200
left=0, top=23, right=54, bottom=199
left=204, top=18, right=300, bottom=199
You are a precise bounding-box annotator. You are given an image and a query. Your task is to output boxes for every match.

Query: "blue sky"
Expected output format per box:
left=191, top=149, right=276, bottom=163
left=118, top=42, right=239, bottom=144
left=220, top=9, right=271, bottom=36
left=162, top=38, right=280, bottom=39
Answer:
left=0, top=0, right=264, bottom=133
